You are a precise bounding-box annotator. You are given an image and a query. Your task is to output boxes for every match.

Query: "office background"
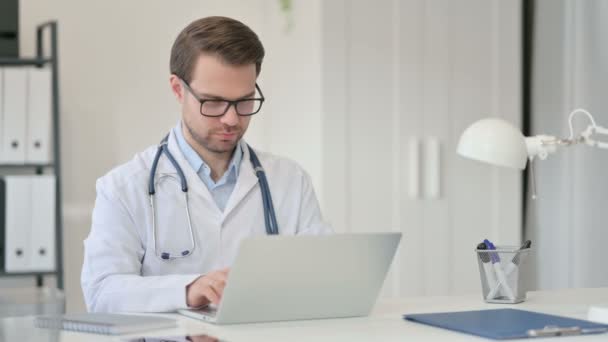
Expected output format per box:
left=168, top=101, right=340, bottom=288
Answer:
left=1, top=0, right=606, bottom=314
left=528, top=0, right=608, bottom=290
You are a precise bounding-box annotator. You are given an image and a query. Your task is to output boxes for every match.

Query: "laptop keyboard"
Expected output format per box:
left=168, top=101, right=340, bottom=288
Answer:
left=194, top=305, right=217, bottom=317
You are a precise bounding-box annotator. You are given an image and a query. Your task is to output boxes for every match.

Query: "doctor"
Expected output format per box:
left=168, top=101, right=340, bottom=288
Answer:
left=81, top=16, right=332, bottom=313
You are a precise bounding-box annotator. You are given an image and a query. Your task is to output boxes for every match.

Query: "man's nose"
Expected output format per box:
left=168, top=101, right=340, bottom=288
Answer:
left=220, top=104, right=239, bottom=126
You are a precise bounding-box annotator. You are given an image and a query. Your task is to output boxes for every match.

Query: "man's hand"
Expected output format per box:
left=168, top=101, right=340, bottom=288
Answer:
left=186, top=268, right=230, bottom=308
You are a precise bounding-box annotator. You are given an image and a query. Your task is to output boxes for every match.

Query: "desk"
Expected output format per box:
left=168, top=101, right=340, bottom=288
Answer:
left=2, top=287, right=608, bottom=341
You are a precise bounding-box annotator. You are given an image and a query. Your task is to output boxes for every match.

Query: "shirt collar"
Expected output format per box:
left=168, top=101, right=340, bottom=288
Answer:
left=173, top=121, right=243, bottom=179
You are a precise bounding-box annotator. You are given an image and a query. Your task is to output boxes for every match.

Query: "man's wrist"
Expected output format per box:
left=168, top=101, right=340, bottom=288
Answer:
left=185, top=275, right=203, bottom=307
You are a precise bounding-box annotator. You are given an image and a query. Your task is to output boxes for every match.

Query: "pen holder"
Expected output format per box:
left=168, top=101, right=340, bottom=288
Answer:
left=476, top=246, right=532, bottom=304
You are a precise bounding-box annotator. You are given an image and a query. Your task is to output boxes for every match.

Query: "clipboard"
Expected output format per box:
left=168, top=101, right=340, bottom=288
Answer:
left=404, top=308, right=608, bottom=339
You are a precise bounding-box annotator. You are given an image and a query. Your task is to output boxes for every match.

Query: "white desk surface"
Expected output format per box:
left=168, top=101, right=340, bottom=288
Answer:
left=2, top=287, right=608, bottom=341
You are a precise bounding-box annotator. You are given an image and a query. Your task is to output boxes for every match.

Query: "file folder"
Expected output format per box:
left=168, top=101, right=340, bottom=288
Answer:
left=29, top=175, right=56, bottom=271
left=1, top=175, right=56, bottom=272
left=404, top=308, right=608, bottom=339
left=26, top=67, right=53, bottom=163
left=1, top=67, right=27, bottom=164
left=0, top=69, right=3, bottom=145
left=2, top=176, right=32, bottom=272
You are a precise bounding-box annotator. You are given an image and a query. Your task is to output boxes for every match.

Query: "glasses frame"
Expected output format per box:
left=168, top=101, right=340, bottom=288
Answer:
left=180, top=79, right=265, bottom=117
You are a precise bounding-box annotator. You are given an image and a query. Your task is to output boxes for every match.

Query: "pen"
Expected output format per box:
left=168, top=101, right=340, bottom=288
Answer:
left=504, top=240, right=532, bottom=276
left=477, top=242, right=499, bottom=296
left=486, top=240, right=532, bottom=300
left=484, top=239, right=516, bottom=301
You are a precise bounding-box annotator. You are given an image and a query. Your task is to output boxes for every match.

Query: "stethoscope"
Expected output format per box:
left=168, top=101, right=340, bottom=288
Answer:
left=148, top=134, right=279, bottom=260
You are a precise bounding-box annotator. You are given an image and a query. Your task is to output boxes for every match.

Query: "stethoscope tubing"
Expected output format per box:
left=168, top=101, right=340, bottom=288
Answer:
left=149, top=134, right=279, bottom=260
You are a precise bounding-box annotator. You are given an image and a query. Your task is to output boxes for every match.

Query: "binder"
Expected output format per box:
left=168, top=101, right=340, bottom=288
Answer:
left=26, top=67, right=53, bottom=163
left=0, top=68, right=3, bottom=147
left=2, top=176, right=32, bottom=272
left=1, top=67, right=27, bottom=164
left=29, top=175, right=56, bottom=271
left=0, top=176, right=4, bottom=269
left=1, top=175, right=56, bottom=272
left=404, top=308, right=608, bottom=339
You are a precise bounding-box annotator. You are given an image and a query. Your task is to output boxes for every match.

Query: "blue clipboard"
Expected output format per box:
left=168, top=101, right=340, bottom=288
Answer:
left=404, top=308, right=608, bottom=339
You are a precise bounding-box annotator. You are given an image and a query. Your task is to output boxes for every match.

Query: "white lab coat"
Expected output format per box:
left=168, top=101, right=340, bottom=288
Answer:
left=81, top=130, right=332, bottom=313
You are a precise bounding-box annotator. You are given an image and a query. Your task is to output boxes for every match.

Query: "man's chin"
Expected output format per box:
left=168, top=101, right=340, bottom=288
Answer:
left=208, top=141, right=239, bottom=154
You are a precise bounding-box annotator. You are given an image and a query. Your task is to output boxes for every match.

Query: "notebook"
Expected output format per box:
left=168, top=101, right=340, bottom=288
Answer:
left=35, top=313, right=177, bottom=335
left=404, top=308, right=608, bottom=339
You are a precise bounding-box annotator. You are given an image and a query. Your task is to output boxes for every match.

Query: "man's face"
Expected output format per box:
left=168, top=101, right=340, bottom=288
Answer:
left=170, top=54, right=257, bottom=156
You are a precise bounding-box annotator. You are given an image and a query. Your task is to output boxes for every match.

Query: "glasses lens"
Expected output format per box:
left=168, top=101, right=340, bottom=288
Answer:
left=201, top=100, right=230, bottom=116
left=236, top=99, right=263, bottom=115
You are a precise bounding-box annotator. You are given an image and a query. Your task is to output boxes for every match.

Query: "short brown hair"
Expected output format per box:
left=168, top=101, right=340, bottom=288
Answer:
left=170, top=16, right=265, bottom=83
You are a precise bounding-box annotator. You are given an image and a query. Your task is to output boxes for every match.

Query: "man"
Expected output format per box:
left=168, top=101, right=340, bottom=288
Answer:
left=81, top=16, right=332, bottom=313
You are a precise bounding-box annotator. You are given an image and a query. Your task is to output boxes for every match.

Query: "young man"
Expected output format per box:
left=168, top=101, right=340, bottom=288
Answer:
left=81, top=16, right=332, bottom=313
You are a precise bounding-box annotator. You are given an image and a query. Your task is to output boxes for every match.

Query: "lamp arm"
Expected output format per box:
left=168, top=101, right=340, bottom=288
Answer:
left=525, top=135, right=558, bottom=160
left=568, top=108, right=597, bottom=139
left=582, top=125, right=608, bottom=149
left=567, top=108, right=608, bottom=149
left=525, top=109, right=608, bottom=159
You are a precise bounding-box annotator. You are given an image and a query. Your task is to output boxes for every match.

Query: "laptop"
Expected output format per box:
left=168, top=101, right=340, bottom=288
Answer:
left=177, top=232, right=401, bottom=324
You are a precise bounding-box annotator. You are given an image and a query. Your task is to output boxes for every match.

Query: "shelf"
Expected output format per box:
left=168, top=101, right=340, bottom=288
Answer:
left=0, top=271, right=57, bottom=277
left=0, top=21, right=64, bottom=290
left=0, top=163, right=55, bottom=168
left=0, top=58, right=53, bottom=66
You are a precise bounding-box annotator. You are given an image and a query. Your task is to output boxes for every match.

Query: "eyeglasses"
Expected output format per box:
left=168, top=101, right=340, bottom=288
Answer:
left=181, top=79, right=265, bottom=117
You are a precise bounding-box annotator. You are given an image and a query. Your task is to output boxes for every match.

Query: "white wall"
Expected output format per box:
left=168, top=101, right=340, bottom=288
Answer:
left=18, top=0, right=323, bottom=313
left=321, top=0, right=523, bottom=297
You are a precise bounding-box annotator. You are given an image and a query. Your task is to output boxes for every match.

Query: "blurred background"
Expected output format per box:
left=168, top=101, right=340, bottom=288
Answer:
left=1, top=0, right=607, bottom=315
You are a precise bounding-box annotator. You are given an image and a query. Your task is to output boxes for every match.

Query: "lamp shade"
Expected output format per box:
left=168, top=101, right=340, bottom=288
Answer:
left=457, top=118, right=528, bottom=170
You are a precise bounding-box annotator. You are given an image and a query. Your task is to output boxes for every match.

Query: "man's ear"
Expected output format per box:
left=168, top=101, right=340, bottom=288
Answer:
left=169, top=74, right=185, bottom=103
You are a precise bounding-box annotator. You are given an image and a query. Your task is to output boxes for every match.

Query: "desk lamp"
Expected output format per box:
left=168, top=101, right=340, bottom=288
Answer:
left=456, top=108, right=608, bottom=323
left=456, top=109, right=608, bottom=198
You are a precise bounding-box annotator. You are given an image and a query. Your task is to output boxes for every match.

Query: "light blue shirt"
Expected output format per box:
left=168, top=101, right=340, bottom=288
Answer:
left=172, top=122, right=243, bottom=212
